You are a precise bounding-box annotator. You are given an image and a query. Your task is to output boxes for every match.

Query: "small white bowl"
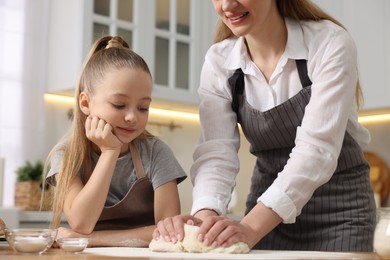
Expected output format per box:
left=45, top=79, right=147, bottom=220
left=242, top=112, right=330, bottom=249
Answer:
left=57, top=237, right=89, bottom=253
left=5, top=228, right=57, bottom=254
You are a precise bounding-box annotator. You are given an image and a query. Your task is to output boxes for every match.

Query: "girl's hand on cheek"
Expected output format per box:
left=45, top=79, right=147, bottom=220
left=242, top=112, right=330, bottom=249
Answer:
left=85, top=116, right=122, bottom=152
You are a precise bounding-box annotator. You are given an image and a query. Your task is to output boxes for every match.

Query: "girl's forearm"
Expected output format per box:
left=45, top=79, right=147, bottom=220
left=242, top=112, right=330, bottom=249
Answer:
left=66, top=150, right=120, bottom=233
left=89, top=225, right=156, bottom=247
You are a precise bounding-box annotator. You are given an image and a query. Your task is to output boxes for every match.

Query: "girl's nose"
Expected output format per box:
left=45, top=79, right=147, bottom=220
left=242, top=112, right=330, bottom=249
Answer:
left=125, top=110, right=136, bottom=123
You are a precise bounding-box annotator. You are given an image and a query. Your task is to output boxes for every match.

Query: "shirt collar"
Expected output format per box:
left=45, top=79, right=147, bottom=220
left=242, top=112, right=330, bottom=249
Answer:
left=223, top=37, right=248, bottom=70
left=284, top=18, right=308, bottom=60
left=223, top=18, right=309, bottom=72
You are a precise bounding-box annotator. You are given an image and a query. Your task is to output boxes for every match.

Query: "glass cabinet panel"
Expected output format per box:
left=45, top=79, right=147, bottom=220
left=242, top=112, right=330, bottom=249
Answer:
left=118, top=0, right=133, bottom=22
left=175, top=41, right=189, bottom=89
left=156, top=0, right=170, bottom=31
left=177, top=0, right=190, bottom=35
left=92, top=0, right=134, bottom=47
left=154, top=0, right=191, bottom=90
left=94, top=0, right=110, bottom=16
left=117, top=28, right=133, bottom=48
left=155, top=37, right=169, bottom=86
left=93, top=23, right=109, bottom=42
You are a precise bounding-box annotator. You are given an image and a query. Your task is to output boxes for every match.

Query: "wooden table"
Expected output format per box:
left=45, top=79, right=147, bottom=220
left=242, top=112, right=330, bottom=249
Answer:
left=0, top=242, right=382, bottom=259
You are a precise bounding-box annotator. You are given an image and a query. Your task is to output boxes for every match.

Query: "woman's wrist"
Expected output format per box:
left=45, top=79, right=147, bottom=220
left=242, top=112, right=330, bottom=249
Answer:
left=241, top=202, right=282, bottom=240
left=193, top=208, right=219, bottom=220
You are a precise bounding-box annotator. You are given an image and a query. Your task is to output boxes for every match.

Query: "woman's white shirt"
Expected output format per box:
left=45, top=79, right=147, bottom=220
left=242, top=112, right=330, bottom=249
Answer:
left=190, top=18, right=370, bottom=223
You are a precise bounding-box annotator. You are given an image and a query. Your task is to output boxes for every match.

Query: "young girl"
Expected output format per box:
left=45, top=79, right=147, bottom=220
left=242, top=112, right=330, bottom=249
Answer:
left=44, top=35, right=187, bottom=247
left=154, top=0, right=375, bottom=252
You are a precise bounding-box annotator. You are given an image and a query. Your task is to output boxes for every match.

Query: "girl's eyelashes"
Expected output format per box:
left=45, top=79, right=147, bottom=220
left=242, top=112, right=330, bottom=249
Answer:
left=111, top=102, right=149, bottom=112
left=138, top=106, right=149, bottom=112
left=111, top=103, right=126, bottom=109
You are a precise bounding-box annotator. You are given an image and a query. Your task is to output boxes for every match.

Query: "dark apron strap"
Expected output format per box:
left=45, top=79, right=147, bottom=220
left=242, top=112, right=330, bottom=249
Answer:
left=295, top=59, right=312, bottom=88
left=229, top=60, right=312, bottom=115
left=229, top=68, right=244, bottom=115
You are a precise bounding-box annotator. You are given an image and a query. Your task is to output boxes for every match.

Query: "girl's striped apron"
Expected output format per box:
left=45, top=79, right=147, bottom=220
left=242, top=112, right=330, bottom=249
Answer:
left=229, top=60, right=376, bottom=251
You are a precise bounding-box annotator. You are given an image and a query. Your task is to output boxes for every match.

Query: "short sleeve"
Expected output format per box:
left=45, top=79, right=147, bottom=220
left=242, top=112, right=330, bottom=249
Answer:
left=145, top=138, right=187, bottom=190
left=45, top=150, right=64, bottom=186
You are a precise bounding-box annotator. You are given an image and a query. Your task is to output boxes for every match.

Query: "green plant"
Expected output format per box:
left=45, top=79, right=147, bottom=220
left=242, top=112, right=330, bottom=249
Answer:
left=16, top=160, right=44, bottom=181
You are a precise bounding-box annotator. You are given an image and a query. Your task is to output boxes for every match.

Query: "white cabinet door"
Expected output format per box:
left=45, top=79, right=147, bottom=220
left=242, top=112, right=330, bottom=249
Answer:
left=45, top=0, right=87, bottom=93
left=54, top=0, right=217, bottom=106
left=312, top=0, right=390, bottom=110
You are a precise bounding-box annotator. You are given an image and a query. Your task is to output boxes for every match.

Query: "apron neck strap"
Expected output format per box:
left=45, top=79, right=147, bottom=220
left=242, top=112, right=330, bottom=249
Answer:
left=129, top=142, right=146, bottom=179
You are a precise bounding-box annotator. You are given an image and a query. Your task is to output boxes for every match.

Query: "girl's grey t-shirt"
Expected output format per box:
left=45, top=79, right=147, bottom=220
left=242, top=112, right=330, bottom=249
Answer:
left=47, top=137, right=187, bottom=206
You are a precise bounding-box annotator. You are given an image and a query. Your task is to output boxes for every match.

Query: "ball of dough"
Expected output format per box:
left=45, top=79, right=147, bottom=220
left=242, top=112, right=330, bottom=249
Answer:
left=149, top=237, right=183, bottom=252
left=149, top=224, right=250, bottom=254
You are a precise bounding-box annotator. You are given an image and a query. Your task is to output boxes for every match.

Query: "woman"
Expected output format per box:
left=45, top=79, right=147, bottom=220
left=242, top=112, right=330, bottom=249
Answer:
left=154, top=0, right=375, bottom=252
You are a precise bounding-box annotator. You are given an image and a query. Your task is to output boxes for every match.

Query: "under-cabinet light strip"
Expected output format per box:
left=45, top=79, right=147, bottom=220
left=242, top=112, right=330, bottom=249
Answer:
left=44, top=93, right=199, bottom=121
left=358, top=114, right=390, bottom=124
left=44, top=93, right=390, bottom=123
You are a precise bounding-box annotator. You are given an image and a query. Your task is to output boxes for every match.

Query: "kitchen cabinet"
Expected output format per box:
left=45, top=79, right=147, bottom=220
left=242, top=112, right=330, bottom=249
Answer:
left=312, top=0, right=390, bottom=110
left=46, top=0, right=217, bottom=106
left=45, top=0, right=89, bottom=95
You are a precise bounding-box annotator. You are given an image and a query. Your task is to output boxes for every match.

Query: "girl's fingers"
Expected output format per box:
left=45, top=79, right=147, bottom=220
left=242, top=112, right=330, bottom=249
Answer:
left=156, top=219, right=173, bottom=242
left=154, top=215, right=197, bottom=243
left=152, top=227, right=161, bottom=240
left=172, top=216, right=187, bottom=241
left=102, top=122, right=113, bottom=136
left=85, top=117, right=92, bottom=132
left=162, top=218, right=177, bottom=242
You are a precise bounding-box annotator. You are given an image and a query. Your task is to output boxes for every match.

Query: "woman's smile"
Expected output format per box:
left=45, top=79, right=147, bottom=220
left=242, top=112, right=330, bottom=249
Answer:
left=227, top=11, right=249, bottom=22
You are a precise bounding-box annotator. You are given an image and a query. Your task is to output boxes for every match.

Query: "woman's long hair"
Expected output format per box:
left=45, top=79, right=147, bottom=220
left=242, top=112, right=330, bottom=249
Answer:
left=213, top=0, right=363, bottom=107
left=44, top=35, right=153, bottom=228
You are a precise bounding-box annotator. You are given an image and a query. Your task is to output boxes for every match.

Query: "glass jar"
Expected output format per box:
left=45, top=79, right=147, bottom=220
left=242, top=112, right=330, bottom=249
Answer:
left=374, top=208, right=390, bottom=259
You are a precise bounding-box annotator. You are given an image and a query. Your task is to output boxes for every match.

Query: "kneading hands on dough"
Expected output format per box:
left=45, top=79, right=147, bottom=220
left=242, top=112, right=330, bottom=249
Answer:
left=150, top=223, right=250, bottom=253
left=152, top=205, right=278, bottom=251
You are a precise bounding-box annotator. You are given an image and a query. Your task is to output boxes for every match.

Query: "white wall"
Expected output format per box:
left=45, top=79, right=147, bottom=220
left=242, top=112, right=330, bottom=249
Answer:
left=0, top=0, right=50, bottom=207
left=312, top=0, right=390, bottom=110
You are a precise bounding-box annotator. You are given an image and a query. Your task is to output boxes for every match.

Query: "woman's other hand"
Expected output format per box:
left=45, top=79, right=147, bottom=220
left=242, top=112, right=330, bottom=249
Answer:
left=198, top=215, right=259, bottom=249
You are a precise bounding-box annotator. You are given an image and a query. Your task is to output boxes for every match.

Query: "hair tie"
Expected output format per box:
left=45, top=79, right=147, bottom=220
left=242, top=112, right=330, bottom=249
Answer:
left=105, top=37, right=124, bottom=49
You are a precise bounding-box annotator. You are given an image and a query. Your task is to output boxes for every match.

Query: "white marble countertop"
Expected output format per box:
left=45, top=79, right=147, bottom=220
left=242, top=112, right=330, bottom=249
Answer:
left=84, top=247, right=381, bottom=259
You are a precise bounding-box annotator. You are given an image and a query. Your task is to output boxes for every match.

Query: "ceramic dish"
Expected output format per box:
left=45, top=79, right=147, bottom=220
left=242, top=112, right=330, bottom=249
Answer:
left=57, top=237, right=89, bottom=253
left=5, top=228, right=57, bottom=254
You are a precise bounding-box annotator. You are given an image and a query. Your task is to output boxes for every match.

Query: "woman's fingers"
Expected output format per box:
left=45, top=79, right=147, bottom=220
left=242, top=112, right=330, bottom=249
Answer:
left=198, top=216, right=250, bottom=247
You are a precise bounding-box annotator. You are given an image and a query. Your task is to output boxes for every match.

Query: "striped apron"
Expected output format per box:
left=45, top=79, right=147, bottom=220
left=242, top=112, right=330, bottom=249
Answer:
left=229, top=60, right=376, bottom=251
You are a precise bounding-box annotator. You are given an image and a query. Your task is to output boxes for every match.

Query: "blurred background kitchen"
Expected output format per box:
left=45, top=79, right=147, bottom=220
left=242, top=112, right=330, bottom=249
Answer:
left=0, top=0, right=389, bottom=228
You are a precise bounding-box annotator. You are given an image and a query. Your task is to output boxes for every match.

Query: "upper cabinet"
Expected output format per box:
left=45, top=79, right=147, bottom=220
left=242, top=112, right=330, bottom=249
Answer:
left=312, top=0, right=390, bottom=110
left=45, top=0, right=88, bottom=96
left=46, top=0, right=218, bottom=106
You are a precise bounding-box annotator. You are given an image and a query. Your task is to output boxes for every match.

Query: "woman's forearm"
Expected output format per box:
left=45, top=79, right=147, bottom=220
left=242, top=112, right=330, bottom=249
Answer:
left=240, top=202, right=282, bottom=243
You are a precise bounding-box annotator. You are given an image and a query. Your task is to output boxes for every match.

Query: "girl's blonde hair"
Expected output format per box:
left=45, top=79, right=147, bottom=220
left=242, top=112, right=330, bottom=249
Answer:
left=213, top=0, right=362, bottom=107
left=44, top=35, right=153, bottom=228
